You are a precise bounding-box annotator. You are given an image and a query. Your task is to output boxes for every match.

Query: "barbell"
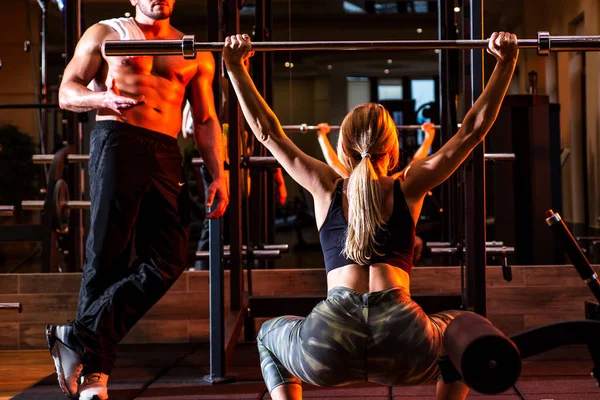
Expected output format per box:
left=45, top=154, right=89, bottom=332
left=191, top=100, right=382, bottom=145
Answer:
left=282, top=124, right=444, bottom=132
left=102, top=32, right=600, bottom=58
left=192, top=153, right=514, bottom=169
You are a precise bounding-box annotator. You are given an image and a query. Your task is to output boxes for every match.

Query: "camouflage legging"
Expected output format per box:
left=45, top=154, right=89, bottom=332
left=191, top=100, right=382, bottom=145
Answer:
left=257, top=286, right=463, bottom=393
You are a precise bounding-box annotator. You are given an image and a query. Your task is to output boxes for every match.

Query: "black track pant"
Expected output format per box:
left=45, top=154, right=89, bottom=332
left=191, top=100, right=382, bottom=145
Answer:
left=73, top=121, right=190, bottom=375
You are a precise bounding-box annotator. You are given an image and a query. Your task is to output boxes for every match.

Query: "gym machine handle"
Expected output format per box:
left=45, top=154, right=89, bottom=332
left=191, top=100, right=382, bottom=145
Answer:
left=545, top=209, right=600, bottom=303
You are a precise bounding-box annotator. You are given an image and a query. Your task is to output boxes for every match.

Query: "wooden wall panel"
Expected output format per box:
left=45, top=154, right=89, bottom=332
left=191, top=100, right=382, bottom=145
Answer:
left=0, top=265, right=595, bottom=349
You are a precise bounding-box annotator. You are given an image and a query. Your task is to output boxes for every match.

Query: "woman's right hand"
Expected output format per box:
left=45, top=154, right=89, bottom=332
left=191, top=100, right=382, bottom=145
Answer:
left=487, top=32, right=519, bottom=65
left=223, top=34, right=255, bottom=68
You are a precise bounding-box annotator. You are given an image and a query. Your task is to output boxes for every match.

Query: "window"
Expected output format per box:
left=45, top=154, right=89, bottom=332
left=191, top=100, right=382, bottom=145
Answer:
left=343, top=1, right=365, bottom=13
left=378, top=79, right=403, bottom=101
left=347, top=77, right=370, bottom=111
left=411, top=79, right=435, bottom=111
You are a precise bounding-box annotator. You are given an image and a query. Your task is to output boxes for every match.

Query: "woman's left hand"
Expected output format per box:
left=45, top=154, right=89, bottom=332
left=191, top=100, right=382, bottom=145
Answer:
left=223, top=34, right=255, bottom=67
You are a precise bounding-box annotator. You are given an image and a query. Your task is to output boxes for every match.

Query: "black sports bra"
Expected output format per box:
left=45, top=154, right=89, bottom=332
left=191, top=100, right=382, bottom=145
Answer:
left=318, top=179, right=415, bottom=274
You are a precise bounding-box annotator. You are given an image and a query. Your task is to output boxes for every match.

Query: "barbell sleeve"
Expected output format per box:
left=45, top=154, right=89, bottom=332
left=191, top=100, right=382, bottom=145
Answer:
left=21, top=200, right=91, bottom=210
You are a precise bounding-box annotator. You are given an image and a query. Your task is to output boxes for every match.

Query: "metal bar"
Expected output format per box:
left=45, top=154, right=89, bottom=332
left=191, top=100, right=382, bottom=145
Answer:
left=0, top=103, right=61, bottom=109
left=32, top=154, right=89, bottom=164
left=223, top=244, right=288, bottom=252
left=253, top=0, right=269, bottom=271
left=40, top=5, right=48, bottom=158
left=202, top=0, right=230, bottom=385
left=103, top=38, right=546, bottom=56
left=207, top=213, right=225, bottom=382
left=439, top=0, right=460, bottom=248
left=195, top=249, right=281, bottom=260
left=226, top=0, right=243, bottom=314
left=464, top=0, right=487, bottom=316
left=484, top=153, right=516, bottom=161
left=224, top=306, right=248, bottom=366
left=430, top=246, right=514, bottom=255
left=427, top=241, right=504, bottom=248
left=546, top=210, right=600, bottom=303
left=192, top=156, right=280, bottom=168
left=281, top=124, right=443, bottom=131
left=0, top=206, right=14, bottom=217
left=65, top=0, right=84, bottom=273
left=0, top=303, right=22, bottom=312
left=511, top=320, right=600, bottom=359
left=21, top=200, right=91, bottom=210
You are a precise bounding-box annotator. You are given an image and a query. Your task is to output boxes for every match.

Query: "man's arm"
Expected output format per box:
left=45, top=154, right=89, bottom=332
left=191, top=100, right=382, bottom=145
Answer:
left=58, top=24, right=144, bottom=114
left=316, top=123, right=349, bottom=179
left=188, top=53, right=229, bottom=218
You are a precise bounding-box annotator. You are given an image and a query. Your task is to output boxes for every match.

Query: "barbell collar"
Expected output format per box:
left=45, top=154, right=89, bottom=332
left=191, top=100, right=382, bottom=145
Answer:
left=182, top=35, right=196, bottom=59
left=537, top=31, right=551, bottom=56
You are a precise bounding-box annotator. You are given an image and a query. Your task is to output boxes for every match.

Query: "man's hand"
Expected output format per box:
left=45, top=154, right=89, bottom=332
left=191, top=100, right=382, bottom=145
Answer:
left=223, top=34, right=255, bottom=67
left=317, top=122, right=331, bottom=136
left=487, top=32, right=519, bottom=64
left=205, top=177, right=229, bottom=218
left=102, top=79, right=145, bottom=117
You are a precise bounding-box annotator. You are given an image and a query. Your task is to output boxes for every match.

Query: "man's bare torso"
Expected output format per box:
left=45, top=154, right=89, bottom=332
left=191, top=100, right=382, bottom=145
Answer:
left=92, top=25, right=209, bottom=137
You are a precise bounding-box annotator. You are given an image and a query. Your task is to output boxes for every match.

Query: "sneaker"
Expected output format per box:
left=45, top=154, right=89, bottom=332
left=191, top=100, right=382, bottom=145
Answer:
left=79, top=373, right=109, bottom=400
left=46, top=324, right=83, bottom=398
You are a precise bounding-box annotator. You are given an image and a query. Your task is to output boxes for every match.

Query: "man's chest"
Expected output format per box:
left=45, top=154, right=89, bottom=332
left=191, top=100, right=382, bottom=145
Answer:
left=106, top=55, right=197, bottom=84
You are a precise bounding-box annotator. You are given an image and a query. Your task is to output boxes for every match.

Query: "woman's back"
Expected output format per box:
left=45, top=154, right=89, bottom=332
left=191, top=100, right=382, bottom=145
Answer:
left=317, top=176, right=415, bottom=294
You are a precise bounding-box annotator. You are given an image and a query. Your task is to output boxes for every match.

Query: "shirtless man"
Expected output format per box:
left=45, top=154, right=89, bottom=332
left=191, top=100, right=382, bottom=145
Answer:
left=46, top=1, right=228, bottom=399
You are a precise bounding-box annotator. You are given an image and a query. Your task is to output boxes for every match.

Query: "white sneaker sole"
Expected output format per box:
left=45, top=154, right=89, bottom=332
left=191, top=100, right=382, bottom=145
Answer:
left=46, top=324, right=78, bottom=398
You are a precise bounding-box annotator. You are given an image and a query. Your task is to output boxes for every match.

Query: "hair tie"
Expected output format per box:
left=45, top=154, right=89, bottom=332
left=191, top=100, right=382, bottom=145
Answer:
left=361, top=152, right=371, bottom=159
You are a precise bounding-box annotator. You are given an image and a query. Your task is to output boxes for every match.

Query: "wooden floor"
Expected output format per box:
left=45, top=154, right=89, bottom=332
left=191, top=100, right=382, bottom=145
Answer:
left=2, top=342, right=598, bottom=400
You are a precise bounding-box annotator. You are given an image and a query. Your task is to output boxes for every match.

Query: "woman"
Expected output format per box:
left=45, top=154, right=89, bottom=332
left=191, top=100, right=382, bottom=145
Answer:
left=223, top=32, right=518, bottom=400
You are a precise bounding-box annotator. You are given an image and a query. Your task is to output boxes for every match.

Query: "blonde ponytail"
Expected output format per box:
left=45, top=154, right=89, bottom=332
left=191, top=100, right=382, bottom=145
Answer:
left=337, top=103, right=400, bottom=265
left=343, top=155, right=385, bottom=264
